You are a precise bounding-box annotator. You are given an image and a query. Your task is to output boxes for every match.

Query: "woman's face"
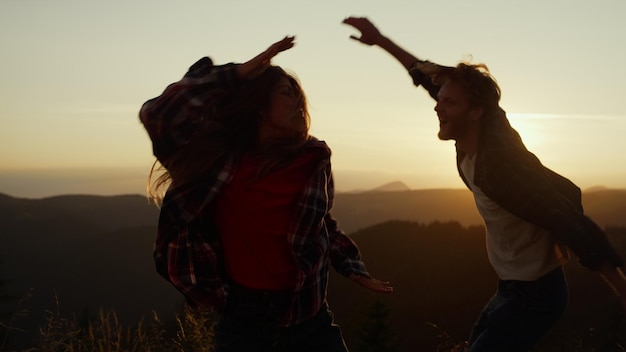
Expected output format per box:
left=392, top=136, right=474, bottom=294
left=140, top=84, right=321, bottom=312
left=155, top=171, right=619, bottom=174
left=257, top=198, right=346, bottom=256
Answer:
left=260, top=76, right=307, bottom=140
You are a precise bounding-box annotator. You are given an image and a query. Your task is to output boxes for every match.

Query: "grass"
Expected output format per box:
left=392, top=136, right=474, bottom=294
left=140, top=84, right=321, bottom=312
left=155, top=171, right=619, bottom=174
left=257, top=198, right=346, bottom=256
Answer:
left=1, top=294, right=624, bottom=351
left=1, top=292, right=216, bottom=352
left=36, top=306, right=216, bottom=352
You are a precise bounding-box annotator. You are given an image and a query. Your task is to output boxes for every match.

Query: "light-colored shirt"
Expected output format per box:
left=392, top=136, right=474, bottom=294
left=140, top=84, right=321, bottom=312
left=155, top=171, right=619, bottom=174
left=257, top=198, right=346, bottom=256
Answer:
left=409, top=61, right=623, bottom=271
left=460, top=154, right=569, bottom=281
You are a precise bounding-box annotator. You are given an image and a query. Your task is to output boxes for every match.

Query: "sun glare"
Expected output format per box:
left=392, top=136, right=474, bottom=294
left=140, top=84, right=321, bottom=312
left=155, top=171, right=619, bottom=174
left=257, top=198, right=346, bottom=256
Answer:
left=507, top=113, right=550, bottom=150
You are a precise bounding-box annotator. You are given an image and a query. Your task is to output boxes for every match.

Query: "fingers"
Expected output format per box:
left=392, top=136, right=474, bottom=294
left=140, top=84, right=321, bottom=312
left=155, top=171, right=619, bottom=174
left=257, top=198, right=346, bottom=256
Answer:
left=342, top=16, right=365, bottom=26
left=342, top=16, right=370, bottom=28
left=280, top=35, right=296, bottom=49
left=351, top=274, right=393, bottom=294
left=271, top=35, right=296, bottom=54
left=345, top=20, right=365, bottom=43
left=371, top=279, right=394, bottom=294
left=342, top=17, right=359, bottom=31
left=253, top=35, right=295, bottom=70
left=342, top=17, right=380, bottom=46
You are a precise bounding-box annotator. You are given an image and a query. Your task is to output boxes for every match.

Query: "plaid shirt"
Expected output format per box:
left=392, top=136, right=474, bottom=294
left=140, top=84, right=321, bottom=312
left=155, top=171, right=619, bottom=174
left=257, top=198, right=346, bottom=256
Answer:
left=409, top=62, right=623, bottom=270
left=139, top=57, right=370, bottom=326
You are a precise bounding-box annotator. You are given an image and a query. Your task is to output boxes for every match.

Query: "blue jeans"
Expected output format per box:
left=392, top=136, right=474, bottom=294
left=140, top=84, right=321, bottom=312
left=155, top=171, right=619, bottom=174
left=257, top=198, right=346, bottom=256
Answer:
left=468, top=266, right=568, bottom=352
left=215, top=283, right=348, bottom=352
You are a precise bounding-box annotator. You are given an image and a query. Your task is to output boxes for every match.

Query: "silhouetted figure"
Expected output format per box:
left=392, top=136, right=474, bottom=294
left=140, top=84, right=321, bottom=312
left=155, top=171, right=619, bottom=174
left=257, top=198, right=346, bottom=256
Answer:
left=343, top=16, right=626, bottom=352
left=140, top=36, right=392, bottom=352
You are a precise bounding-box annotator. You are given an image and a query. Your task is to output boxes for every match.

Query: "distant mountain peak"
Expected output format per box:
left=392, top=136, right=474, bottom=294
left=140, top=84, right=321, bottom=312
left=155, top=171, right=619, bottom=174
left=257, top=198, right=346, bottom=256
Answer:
left=584, top=185, right=608, bottom=193
left=368, top=181, right=411, bottom=192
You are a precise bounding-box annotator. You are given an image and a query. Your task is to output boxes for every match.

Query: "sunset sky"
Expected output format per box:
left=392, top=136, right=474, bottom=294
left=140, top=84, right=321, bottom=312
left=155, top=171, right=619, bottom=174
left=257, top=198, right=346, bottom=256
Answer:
left=2, top=0, right=626, bottom=198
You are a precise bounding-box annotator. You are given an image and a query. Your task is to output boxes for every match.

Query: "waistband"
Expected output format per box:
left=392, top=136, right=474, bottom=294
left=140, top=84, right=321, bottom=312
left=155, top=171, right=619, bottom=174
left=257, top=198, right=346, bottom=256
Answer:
left=223, top=281, right=294, bottom=323
left=227, top=281, right=294, bottom=305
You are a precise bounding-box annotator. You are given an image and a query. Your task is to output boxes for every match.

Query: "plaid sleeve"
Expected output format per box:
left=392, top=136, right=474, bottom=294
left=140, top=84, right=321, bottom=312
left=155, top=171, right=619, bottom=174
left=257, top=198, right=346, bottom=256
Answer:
left=153, top=159, right=235, bottom=310
left=139, top=58, right=239, bottom=163
left=288, top=141, right=369, bottom=278
left=288, top=161, right=330, bottom=285
left=325, top=173, right=370, bottom=278
left=326, top=213, right=370, bottom=278
left=161, top=225, right=226, bottom=309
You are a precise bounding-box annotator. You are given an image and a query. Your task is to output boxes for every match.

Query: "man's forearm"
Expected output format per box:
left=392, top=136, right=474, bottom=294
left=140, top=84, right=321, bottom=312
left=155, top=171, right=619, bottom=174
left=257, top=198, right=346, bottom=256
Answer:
left=376, top=35, right=421, bottom=70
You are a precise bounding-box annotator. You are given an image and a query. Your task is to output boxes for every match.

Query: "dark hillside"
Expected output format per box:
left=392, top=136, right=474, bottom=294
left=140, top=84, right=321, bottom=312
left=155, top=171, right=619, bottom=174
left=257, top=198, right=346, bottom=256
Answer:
left=0, top=190, right=625, bottom=350
left=333, top=189, right=482, bottom=233
left=582, top=189, right=626, bottom=228
left=328, top=221, right=625, bottom=351
left=328, top=221, right=495, bottom=350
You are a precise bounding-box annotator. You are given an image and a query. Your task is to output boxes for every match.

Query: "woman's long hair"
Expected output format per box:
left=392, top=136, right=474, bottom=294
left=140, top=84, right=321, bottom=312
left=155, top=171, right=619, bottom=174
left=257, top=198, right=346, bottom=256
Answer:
left=147, top=66, right=311, bottom=203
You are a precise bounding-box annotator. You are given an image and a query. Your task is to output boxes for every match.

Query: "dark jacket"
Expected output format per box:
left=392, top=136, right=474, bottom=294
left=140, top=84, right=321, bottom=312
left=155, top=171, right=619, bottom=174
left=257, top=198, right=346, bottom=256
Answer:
left=409, top=62, right=623, bottom=270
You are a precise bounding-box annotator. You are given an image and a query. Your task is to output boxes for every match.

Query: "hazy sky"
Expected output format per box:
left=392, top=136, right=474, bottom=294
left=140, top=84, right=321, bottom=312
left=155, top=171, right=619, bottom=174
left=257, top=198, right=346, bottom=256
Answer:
left=2, top=0, right=626, bottom=197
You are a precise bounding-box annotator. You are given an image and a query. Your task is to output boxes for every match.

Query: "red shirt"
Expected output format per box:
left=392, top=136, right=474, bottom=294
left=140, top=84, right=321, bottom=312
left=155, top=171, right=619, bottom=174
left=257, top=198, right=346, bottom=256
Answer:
left=144, top=57, right=372, bottom=325
left=213, top=151, right=319, bottom=290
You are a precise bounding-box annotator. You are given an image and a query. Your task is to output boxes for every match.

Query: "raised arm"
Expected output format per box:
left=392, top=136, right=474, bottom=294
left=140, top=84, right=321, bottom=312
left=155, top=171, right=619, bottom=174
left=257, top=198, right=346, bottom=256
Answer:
left=237, top=35, right=295, bottom=79
left=342, top=16, right=420, bottom=70
left=342, top=16, right=449, bottom=100
left=139, top=36, right=297, bottom=164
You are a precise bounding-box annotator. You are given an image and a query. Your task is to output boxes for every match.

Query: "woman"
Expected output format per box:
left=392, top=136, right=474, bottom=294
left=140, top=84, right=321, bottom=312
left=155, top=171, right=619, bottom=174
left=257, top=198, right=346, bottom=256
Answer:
left=139, top=36, right=393, bottom=351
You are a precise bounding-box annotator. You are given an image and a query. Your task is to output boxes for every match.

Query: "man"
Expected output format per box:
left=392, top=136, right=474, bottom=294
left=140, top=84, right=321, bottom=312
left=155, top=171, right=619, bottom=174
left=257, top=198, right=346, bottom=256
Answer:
left=342, top=16, right=626, bottom=351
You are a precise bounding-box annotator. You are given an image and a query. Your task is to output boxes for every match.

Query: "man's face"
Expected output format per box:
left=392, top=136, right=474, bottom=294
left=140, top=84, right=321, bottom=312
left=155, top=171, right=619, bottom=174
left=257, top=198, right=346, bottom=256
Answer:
left=434, top=80, right=477, bottom=141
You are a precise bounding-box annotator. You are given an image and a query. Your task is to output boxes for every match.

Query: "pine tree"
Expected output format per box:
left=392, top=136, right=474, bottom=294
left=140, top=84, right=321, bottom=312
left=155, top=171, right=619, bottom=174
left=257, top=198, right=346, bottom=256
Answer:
left=356, top=297, right=397, bottom=352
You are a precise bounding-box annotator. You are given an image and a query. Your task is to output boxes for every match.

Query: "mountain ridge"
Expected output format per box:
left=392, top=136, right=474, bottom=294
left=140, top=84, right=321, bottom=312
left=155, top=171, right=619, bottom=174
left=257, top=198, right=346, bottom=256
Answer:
left=1, top=188, right=626, bottom=349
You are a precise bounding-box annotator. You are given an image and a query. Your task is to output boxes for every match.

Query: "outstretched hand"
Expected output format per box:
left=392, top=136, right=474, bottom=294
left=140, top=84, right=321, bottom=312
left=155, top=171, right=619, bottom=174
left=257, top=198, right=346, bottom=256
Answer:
left=262, top=35, right=296, bottom=63
left=349, top=273, right=393, bottom=294
left=238, top=35, right=296, bottom=79
left=342, top=17, right=384, bottom=46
